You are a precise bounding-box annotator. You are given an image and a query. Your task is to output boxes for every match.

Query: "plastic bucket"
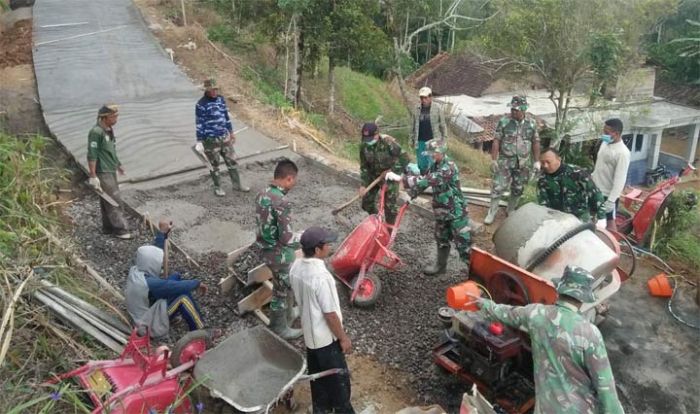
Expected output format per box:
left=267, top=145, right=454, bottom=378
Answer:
left=647, top=273, right=673, bottom=298
left=446, top=281, right=482, bottom=311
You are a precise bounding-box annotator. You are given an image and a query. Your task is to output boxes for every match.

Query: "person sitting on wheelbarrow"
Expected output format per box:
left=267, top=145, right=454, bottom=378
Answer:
left=358, top=122, right=410, bottom=225
left=125, top=245, right=209, bottom=338
left=386, top=138, right=472, bottom=275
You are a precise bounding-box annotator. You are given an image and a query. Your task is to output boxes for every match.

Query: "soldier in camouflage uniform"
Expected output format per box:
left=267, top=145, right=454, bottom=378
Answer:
left=359, top=123, right=410, bottom=225
left=537, top=147, right=606, bottom=222
left=391, top=139, right=471, bottom=275
left=484, top=96, right=541, bottom=225
left=255, top=159, right=301, bottom=340
left=473, top=265, right=624, bottom=414
left=195, top=79, right=249, bottom=196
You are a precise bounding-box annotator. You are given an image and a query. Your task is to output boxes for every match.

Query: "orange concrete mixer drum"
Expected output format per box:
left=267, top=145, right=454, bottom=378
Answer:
left=447, top=281, right=482, bottom=311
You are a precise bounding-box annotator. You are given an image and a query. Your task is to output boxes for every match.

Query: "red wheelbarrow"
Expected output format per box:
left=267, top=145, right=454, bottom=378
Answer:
left=330, top=184, right=408, bottom=307
left=48, top=326, right=343, bottom=413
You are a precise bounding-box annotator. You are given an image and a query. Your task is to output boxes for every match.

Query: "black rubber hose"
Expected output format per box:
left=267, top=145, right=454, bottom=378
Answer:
left=525, top=223, right=595, bottom=271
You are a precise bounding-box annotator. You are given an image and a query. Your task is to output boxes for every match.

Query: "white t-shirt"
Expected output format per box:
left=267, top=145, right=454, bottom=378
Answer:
left=290, top=257, right=343, bottom=350
left=592, top=140, right=630, bottom=202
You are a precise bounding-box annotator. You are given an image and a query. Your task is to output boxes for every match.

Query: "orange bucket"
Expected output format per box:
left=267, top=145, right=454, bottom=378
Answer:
left=647, top=273, right=673, bottom=298
left=446, top=281, right=482, bottom=311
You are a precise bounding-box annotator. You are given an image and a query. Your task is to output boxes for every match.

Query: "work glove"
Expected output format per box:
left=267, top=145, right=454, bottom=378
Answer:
left=603, top=199, right=616, bottom=213
left=384, top=172, right=402, bottom=182
left=88, top=176, right=101, bottom=191
left=533, top=161, right=541, bottom=171
left=398, top=191, right=412, bottom=206
left=291, top=231, right=303, bottom=244
left=490, top=160, right=499, bottom=174
left=194, top=142, right=204, bottom=153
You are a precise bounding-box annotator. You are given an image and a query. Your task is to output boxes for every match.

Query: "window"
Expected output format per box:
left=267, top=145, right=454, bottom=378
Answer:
left=622, top=134, right=633, bottom=151
left=635, top=134, right=644, bottom=152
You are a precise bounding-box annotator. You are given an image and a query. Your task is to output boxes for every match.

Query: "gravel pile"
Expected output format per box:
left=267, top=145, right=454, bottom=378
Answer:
left=66, top=158, right=491, bottom=411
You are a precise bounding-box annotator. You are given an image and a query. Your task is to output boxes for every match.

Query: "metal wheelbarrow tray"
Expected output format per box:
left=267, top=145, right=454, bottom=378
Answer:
left=193, top=325, right=304, bottom=412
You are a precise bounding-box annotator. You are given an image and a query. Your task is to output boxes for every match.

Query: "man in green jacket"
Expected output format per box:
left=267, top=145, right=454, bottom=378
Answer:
left=86, top=104, right=132, bottom=239
left=411, top=87, right=447, bottom=174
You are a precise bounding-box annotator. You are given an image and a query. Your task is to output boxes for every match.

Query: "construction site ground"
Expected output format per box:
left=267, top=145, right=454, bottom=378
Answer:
left=1, top=2, right=699, bottom=413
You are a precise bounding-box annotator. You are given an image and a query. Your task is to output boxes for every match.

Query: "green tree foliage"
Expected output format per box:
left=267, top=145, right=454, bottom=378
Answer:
left=477, top=0, right=677, bottom=147
left=647, top=0, right=700, bottom=83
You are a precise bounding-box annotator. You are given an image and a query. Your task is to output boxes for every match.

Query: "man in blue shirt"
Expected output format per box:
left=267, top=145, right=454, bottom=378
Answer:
left=195, top=79, right=250, bottom=196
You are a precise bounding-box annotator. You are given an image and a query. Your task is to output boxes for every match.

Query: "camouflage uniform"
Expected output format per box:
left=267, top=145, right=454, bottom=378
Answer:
left=255, top=184, right=297, bottom=310
left=491, top=115, right=540, bottom=199
left=537, top=163, right=606, bottom=222
left=406, top=153, right=471, bottom=263
left=360, top=134, right=409, bottom=223
left=478, top=266, right=624, bottom=414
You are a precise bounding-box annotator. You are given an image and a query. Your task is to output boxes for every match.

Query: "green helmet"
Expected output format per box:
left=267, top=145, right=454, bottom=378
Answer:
left=421, top=139, right=447, bottom=156
left=508, top=95, right=528, bottom=111
left=552, top=265, right=596, bottom=303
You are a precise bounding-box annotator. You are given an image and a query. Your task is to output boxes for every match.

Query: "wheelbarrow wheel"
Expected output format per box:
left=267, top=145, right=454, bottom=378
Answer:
left=351, top=274, right=382, bottom=308
left=170, top=329, right=213, bottom=367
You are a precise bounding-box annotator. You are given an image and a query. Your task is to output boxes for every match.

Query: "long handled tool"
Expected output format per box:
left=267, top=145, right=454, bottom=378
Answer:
left=191, top=127, right=250, bottom=171
left=332, top=171, right=387, bottom=215
left=89, top=183, right=120, bottom=207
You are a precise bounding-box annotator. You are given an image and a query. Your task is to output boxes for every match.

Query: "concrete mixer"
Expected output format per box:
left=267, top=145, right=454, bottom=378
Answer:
left=432, top=203, right=631, bottom=413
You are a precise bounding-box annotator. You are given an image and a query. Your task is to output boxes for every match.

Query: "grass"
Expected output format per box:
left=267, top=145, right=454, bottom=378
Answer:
left=0, top=131, right=123, bottom=413
left=335, top=66, right=408, bottom=126
left=652, top=190, right=700, bottom=269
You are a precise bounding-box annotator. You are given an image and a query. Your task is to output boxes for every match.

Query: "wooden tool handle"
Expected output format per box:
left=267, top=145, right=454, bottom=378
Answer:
left=332, top=172, right=387, bottom=215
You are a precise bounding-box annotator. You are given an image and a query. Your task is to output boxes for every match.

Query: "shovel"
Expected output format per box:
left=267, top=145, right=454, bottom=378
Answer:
left=191, top=127, right=250, bottom=171
left=90, top=184, right=120, bottom=207
left=332, top=171, right=387, bottom=216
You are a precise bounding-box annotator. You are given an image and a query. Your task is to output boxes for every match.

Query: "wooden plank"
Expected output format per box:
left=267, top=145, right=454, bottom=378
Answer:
left=237, top=281, right=273, bottom=314
left=218, top=272, right=238, bottom=295
left=246, top=264, right=273, bottom=286
left=253, top=309, right=270, bottom=326
left=226, top=241, right=255, bottom=266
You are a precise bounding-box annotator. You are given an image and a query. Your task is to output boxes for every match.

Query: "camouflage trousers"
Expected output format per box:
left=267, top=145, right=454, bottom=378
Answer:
left=491, top=157, right=530, bottom=198
left=435, top=208, right=472, bottom=264
left=260, top=246, right=296, bottom=311
left=203, top=138, right=238, bottom=182
left=362, top=181, right=399, bottom=222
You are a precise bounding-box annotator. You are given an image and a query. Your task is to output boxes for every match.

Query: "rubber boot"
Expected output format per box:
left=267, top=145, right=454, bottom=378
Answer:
left=484, top=197, right=500, bottom=225
left=507, top=196, right=520, bottom=215
left=269, top=308, right=302, bottom=340
left=286, top=294, right=300, bottom=325
left=210, top=171, right=225, bottom=196
left=228, top=169, right=250, bottom=192
left=424, top=245, right=450, bottom=276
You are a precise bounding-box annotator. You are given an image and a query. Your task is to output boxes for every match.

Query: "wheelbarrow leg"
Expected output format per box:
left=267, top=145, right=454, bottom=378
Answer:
left=350, top=262, right=369, bottom=303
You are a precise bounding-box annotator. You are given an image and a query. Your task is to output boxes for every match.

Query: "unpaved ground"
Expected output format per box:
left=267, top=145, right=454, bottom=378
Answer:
left=66, top=157, right=486, bottom=412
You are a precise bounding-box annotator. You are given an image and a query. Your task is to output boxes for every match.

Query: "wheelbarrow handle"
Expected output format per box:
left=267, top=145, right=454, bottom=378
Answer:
left=298, top=368, right=347, bottom=382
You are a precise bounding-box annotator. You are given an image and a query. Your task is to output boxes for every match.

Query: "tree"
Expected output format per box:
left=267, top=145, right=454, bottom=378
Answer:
left=479, top=0, right=677, bottom=148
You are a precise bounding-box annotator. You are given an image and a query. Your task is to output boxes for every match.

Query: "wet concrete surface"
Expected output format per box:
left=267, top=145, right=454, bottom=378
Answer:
left=66, top=157, right=700, bottom=413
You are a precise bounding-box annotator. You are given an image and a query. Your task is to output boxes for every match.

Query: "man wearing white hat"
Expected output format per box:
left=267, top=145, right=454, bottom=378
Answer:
left=411, top=87, right=447, bottom=174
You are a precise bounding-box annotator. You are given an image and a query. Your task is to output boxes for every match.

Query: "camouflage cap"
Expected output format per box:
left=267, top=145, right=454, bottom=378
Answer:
left=508, top=95, right=528, bottom=111
left=552, top=265, right=596, bottom=303
left=421, top=138, right=447, bottom=155
left=203, top=78, right=217, bottom=89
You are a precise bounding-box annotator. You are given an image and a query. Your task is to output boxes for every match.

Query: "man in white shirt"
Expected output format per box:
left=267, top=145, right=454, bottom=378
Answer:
left=592, top=118, right=630, bottom=232
left=290, top=226, right=355, bottom=414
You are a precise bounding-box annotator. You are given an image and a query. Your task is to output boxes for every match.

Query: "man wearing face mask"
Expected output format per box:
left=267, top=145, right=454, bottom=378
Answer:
left=484, top=96, right=541, bottom=225
left=592, top=118, right=630, bottom=232
left=359, top=123, right=410, bottom=225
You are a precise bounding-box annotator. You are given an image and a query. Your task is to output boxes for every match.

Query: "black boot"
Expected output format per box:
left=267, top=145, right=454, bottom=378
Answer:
left=424, top=245, right=450, bottom=275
